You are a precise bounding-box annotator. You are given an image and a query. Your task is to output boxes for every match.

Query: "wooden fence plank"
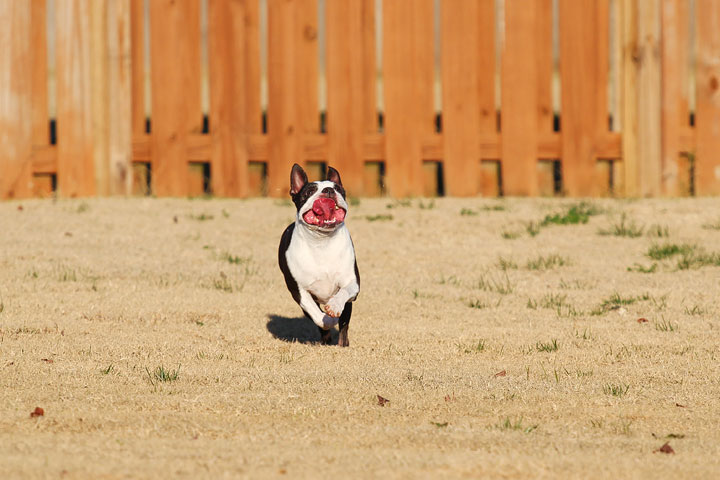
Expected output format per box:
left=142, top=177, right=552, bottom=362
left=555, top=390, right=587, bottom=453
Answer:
left=90, top=0, right=109, bottom=195
left=559, top=0, right=600, bottom=196
left=362, top=0, right=377, bottom=133
left=208, top=0, right=249, bottom=197
left=478, top=0, right=495, bottom=135
left=695, top=0, right=720, bottom=195
left=107, top=0, right=132, bottom=195
left=502, top=0, right=538, bottom=196
left=536, top=0, right=553, bottom=135
left=636, top=0, right=661, bottom=196
left=326, top=0, right=365, bottom=195
left=56, top=0, right=96, bottom=197
left=383, top=0, right=433, bottom=197
left=661, top=0, right=688, bottom=195
left=149, top=0, right=202, bottom=196
left=441, top=0, right=480, bottom=196
left=595, top=0, right=610, bottom=136
left=31, top=0, right=49, bottom=149
left=243, top=0, right=262, bottom=134
left=621, top=0, right=638, bottom=196
left=0, top=1, right=33, bottom=199
left=130, top=0, right=145, bottom=137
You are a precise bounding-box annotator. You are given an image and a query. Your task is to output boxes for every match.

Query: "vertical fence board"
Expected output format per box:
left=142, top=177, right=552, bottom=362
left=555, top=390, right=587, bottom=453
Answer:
left=502, top=0, right=538, bottom=196
left=560, top=0, right=600, bottom=196
left=107, top=0, right=132, bottom=195
left=383, top=0, right=433, bottom=196
left=0, top=2, right=33, bottom=198
left=31, top=0, right=49, bottom=148
left=595, top=0, right=610, bottom=136
left=295, top=0, right=319, bottom=135
left=209, top=0, right=249, bottom=197
left=536, top=0, right=553, bottom=135
left=56, top=0, right=96, bottom=197
left=362, top=0, right=377, bottom=133
left=267, top=0, right=299, bottom=196
left=243, top=0, right=262, bottom=134
left=637, top=0, right=662, bottom=196
left=661, top=0, right=689, bottom=195
left=327, top=0, right=365, bottom=195
left=150, top=0, right=201, bottom=196
left=130, top=0, right=145, bottom=137
left=621, top=0, right=638, bottom=196
left=441, top=0, right=480, bottom=196
left=695, top=0, right=720, bottom=195
left=90, top=1, right=109, bottom=195
left=478, top=0, right=495, bottom=135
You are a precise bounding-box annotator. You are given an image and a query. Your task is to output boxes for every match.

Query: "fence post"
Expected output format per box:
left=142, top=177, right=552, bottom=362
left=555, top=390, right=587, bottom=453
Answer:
left=383, top=0, right=434, bottom=197
left=501, top=0, right=539, bottom=196
left=149, top=0, right=202, bottom=196
left=326, top=0, right=366, bottom=196
left=695, top=0, right=720, bottom=195
left=56, top=0, right=96, bottom=197
left=0, top=2, right=33, bottom=199
left=441, top=0, right=481, bottom=197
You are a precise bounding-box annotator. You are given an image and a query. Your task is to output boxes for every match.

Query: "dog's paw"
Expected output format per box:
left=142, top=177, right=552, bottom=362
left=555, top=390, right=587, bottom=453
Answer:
left=321, top=315, right=339, bottom=329
left=324, top=299, right=344, bottom=318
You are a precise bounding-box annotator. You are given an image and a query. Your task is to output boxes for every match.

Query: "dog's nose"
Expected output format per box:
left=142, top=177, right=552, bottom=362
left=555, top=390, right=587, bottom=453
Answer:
left=321, top=187, right=334, bottom=195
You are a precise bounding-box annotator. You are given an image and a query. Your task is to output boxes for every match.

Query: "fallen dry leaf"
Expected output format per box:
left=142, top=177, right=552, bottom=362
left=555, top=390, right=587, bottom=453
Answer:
left=41, top=358, right=54, bottom=364
left=30, top=407, right=44, bottom=418
left=637, top=317, right=649, bottom=323
left=675, top=403, right=686, bottom=408
left=377, top=395, right=389, bottom=406
left=444, top=393, right=456, bottom=402
left=17, top=205, right=23, bottom=211
left=64, top=232, right=73, bottom=237
left=654, top=442, right=675, bottom=454
left=494, top=370, right=507, bottom=377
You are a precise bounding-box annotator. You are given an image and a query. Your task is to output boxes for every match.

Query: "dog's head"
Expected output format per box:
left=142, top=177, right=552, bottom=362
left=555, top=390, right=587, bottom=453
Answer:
left=290, top=164, right=349, bottom=233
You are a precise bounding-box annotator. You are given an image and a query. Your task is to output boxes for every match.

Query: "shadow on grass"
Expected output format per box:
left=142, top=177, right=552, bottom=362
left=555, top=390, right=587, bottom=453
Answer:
left=267, top=314, right=336, bottom=344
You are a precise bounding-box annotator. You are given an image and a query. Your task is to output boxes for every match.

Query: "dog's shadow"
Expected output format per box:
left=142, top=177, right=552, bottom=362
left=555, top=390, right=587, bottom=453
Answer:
left=266, top=314, right=337, bottom=344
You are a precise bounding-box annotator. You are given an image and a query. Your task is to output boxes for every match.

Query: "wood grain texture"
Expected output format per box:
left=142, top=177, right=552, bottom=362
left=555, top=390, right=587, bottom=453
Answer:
left=383, top=0, right=433, bottom=197
left=56, top=0, right=96, bottom=197
left=361, top=0, right=377, bottom=133
left=477, top=0, right=496, bottom=135
left=621, top=0, right=638, bottom=196
left=326, top=0, right=365, bottom=195
left=107, top=0, right=132, bottom=195
left=149, top=0, right=202, bottom=196
left=536, top=0, right=553, bottom=135
left=441, top=0, right=480, bottom=196
left=31, top=0, right=49, bottom=148
left=130, top=0, right=145, bottom=137
left=0, top=1, right=33, bottom=198
left=208, top=0, right=250, bottom=197
left=502, top=0, right=538, bottom=196
left=695, top=0, right=720, bottom=195
left=560, top=0, right=600, bottom=196
left=90, top=0, right=109, bottom=195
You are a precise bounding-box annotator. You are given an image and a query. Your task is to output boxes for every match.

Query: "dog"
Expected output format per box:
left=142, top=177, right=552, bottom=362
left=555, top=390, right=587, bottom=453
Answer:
left=278, top=164, right=360, bottom=347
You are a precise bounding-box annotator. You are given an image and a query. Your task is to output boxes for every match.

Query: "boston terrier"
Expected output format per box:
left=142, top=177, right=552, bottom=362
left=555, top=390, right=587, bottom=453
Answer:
left=278, top=164, right=360, bottom=347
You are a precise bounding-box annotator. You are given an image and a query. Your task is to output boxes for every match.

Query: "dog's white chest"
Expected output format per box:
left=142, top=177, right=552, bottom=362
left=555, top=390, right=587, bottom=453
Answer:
left=285, top=224, right=355, bottom=304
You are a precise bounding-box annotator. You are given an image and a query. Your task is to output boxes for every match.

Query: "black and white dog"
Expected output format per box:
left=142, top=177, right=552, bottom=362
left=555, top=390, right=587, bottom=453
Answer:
left=278, top=164, right=360, bottom=347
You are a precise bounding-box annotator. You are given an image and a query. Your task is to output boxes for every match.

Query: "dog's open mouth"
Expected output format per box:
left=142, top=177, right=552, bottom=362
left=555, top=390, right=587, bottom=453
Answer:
left=303, top=197, right=346, bottom=228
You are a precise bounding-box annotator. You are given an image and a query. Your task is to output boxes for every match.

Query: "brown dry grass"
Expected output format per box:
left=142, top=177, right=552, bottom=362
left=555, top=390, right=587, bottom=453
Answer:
left=1, top=196, right=719, bottom=478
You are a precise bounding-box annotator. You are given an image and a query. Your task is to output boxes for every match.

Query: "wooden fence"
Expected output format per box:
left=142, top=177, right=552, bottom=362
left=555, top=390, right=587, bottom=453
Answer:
left=1, top=0, right=719, bottom=200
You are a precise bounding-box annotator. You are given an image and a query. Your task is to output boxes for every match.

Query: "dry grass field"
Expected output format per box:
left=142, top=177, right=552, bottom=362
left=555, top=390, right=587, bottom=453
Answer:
left=1, top=196, right=719, bottom=478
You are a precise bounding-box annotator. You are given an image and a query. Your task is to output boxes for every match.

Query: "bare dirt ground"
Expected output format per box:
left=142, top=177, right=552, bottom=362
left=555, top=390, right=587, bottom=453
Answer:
left=1, top=196, right=719, bottom=479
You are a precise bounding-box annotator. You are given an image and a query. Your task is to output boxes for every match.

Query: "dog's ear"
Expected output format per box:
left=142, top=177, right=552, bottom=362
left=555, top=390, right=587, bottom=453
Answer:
left=290, top=164, right=308, bottom=195
left=326, top=166, right=342, bottom=187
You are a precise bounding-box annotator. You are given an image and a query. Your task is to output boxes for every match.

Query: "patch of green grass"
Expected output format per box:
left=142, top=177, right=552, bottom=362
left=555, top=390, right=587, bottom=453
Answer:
left=417, top=199, right=435, bottom=210
left=646, top=224, right=670, bottom=237
left=684, top=305, right=706, bottom=316
left=675, top=249, right=720, bottom=270
left=597, top=214, right=644, bottom=238
left=603, top=383, right=630, bottom=397
left=431, top=421, right=449, bottom=428
left=274, top=199, right=292, bottom=207
left=365, top=214, right=393, bottom=222
left=385, top=199, right=411, bottom=209
left=212, top=272, right=233, bottom=293
left=701, top=218, right=720, bottom=230
left=592, top=292, right=650, bottom=315
left=349, top=197, right=361, bottom=207
left=497, top=256, right=518, bottom=271
left=101, top=364, right=114, bottom=375
left=146, top=365, right=180, bottom=385
left=477, top=272, right=514, bottom=295
left=655, top=317, right=678, bottom=332
left=627, top=262, right=658, bottom=273
left=76, top=202, right=90, bottom=213
left=526, top=298, right=538, bottom=310
left=219, top=251, right=253, bottom=266
left=540, top=293, right=567, bottom=309
left=646, top=242, right=696, bottom=260
left=536, top=339, right=559, bottom=353
left=480, top=204, right=507, bottom=212
left=501, top=229, right=521, bottom=240
left=524, top=221, right=542, bottom=237
left=460, top=208, right=478, bottom=216
left=497, top=417, right=538, bottom=434
left=188, top=213, right=214, bottom=221
left=541, top=202, right=601, bottom=226
left=56, top=265, right=78, bottom=282
left=526, top=254, right=569, bottom=270
left=458, top=339, right=486, bottom=353
left=221, top=209, right=230, bottom=218
left=467, top=299, right=489, bottom=309
left=437, top=275, right=462, bottom=286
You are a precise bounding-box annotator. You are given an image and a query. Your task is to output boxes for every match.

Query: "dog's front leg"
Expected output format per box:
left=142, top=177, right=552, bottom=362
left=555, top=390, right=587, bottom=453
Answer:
left=298, top=289, right=338, bottom=330
left=324, top=280, right=359, bottom=318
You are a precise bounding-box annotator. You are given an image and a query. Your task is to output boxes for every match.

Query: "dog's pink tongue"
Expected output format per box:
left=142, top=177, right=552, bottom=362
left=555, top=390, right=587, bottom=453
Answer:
left=312, top=197, right=335, bottom=220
